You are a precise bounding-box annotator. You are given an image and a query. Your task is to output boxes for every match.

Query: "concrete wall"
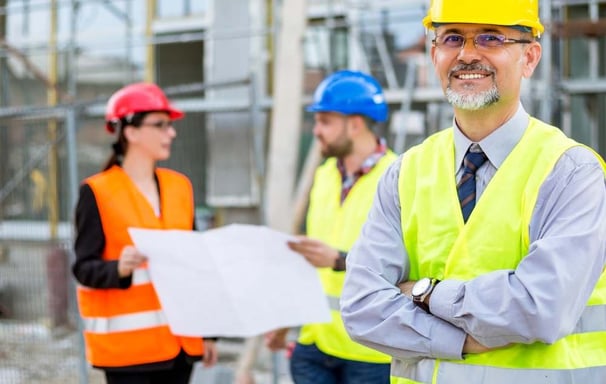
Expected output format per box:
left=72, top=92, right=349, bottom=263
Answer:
left=205, top=0, right=267, bottom=221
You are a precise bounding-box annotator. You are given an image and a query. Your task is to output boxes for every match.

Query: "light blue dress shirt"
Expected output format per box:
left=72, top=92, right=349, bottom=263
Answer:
left=340, top=105, right=606, bottom=361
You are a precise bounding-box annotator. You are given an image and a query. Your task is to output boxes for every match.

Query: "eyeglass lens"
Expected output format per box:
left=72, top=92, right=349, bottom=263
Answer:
left=435, top=33, right=520, bottom=49
left=144, top=121, right=174, bottom=130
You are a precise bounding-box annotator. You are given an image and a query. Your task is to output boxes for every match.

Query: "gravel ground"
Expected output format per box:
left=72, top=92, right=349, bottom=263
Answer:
left=0, top=321, right=292, bottom=384
left=0, top=321, right=103, bottom=384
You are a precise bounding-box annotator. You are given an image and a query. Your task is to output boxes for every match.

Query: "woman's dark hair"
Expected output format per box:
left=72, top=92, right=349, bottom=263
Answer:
left=102, top=112, right=148, bottom=171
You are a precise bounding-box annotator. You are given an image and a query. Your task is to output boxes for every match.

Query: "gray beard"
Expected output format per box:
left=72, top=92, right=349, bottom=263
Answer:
left=445, top=85, right=500, bottom=110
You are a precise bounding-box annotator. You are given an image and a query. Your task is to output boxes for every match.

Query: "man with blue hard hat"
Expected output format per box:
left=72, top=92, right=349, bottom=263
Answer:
left=265, top=70, right=397, bottom=383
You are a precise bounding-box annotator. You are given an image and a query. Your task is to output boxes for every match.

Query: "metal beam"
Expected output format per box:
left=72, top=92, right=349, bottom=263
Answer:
left=550, top=19, right=606, bottom=38
left=559, top=79, right=606, bottom=94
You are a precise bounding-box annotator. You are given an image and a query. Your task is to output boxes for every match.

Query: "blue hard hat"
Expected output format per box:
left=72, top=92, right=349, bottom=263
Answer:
left=307, top=70, right=388, bottom=122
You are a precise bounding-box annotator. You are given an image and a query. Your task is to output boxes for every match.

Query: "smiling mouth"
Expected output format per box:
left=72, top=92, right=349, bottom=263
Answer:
left=455, top=73, right=490, bottom=80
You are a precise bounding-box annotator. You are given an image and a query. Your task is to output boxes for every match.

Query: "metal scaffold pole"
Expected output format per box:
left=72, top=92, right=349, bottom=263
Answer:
left=65, top=0, right=88, bottom=382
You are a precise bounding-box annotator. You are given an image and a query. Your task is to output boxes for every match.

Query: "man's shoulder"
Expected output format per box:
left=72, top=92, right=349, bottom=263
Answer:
left=560, top=146, right=606, bottom=169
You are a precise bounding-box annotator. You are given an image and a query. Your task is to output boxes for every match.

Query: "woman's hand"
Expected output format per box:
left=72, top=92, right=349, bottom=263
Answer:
left=117, top=246, right=147, bottom=277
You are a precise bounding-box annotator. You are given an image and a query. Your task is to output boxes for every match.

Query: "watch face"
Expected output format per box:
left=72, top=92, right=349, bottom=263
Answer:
left=412, top=277, right=431, bottom=297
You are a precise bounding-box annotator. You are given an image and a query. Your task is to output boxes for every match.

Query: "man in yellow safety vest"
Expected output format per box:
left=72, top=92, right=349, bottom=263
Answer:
left=341, top=1, right=606, bottom=383
left=266, top=70, right=397, bottom=383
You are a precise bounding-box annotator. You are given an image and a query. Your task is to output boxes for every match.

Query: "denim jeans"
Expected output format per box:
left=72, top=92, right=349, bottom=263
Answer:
left=290, top=342, right=390, bottom=384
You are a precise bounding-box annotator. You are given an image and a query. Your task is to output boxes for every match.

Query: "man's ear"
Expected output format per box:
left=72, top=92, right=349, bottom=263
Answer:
left=522, top=42, right=542, bottom=79
left=348, top=115, right=366, bottom=136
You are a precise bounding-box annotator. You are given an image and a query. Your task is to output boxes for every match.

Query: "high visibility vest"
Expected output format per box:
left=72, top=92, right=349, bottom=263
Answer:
left=393, top=119, right=606, bottom=383
left=300, top=152, right=397, bottom=363
left=76, top=165, right=204, bottom=368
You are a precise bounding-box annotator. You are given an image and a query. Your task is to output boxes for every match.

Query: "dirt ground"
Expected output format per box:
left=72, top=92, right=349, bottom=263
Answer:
left=0, top=321, right=292, bottom=384
left=0, top=322, right=103, bottom=384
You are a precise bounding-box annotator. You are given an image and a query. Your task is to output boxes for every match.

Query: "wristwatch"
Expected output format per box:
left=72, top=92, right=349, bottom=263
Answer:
left=411, top=277, right=439, bottom=313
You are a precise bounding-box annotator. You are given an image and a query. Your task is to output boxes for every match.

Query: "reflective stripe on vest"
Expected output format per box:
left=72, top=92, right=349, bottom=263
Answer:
left=83, top=309, right=167, bottom=334
left=393, top=304, right=606, bottom=383
left=327, top=295, right=340, bottom=311
left=392, top=356, right=606, bottom=384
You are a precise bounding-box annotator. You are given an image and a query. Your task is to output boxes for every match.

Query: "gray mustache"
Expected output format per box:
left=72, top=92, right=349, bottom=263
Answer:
left=449, top=64, right=495, bottom=77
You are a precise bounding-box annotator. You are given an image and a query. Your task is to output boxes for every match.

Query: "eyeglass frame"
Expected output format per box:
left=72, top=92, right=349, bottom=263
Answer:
left=432, top=33, right=533, bottom=50
left=139, top=120, right=175, bottom=131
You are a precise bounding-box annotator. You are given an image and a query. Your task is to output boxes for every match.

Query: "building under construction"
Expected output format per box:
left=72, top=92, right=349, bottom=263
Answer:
left=0, top=0, right=604, bottom=382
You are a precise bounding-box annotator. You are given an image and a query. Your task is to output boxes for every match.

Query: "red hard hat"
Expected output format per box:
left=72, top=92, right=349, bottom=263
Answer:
left=104, top=82, right=184, bottom=133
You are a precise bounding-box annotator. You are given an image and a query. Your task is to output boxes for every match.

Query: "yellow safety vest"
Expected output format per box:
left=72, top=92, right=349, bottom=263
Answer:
left=300, top=151, right=397, bottom=363
left=393, top=119, right=606, bottom=383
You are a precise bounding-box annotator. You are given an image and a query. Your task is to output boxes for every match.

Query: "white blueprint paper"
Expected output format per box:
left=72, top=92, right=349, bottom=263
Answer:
left=128, top=224, right=331, bottom=337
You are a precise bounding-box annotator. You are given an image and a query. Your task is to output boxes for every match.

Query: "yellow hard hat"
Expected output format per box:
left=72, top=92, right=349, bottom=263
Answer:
left=422, top=0, right=544, bottom=37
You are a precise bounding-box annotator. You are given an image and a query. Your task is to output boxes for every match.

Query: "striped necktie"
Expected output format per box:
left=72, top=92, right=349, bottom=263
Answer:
left=457, top=146, right=488, bottom=222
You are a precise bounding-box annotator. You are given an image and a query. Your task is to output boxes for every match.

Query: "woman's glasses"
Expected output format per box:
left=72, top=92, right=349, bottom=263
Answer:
left=141, top=120, right=174, bottom=131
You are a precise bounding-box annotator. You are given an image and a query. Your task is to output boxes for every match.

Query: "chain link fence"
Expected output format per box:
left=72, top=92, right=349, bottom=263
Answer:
left=0, top=80, right=274, bottom=383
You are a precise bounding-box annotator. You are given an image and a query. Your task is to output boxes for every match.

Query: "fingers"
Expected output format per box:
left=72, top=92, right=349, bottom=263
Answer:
left=264, top=329, right=289, bottom=351
left=288, top=237, right=319, bottom=256
left=117, top=246, right=148, bottom=277
left=288, top=236, right=317, bottom=251
left=287, top=237, right=337, bottom=267
left=287, top=239, right=308, bottom=253
left=203, top=341, right=218, bottom=367
left=463, top=335, right=491, bottom=354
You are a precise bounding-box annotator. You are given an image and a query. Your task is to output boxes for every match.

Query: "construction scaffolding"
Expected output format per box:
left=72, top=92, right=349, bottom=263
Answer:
left=0, top=0, right=604, bottom=383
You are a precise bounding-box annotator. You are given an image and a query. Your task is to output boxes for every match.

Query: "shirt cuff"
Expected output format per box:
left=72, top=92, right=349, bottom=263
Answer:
left=429, top=279, right=463, bottom=321
left=428, top=319, right=467, bottom=360
left=429, top=321, right=467, bottom=360
left=118, top=275, right=132, bottom=289
left=429, top=279, right=468, bottom=359
left=332, top=251, right=347, bottom=271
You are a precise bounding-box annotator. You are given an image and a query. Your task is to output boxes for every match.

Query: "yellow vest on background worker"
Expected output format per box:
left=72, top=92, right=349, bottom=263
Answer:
left=77, top=165, right=204, bottom=368
left=393, top=120, right=606, bottom=383
left=300, top=152, right=397, bottom=364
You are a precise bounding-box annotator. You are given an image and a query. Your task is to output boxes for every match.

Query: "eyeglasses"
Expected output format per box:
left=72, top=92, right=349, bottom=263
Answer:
left=432, top=33, right=533, bottom=50
left=141, top=120, right=174, bottom=131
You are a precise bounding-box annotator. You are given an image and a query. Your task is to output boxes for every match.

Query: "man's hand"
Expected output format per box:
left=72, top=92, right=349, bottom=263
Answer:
left=202, top=339, right=219, bottom=367
left=463, top=335, right=491, bottom=354
left=264, top=328, right=289, bottom=351
left=287, top=236, right=339, bottom=268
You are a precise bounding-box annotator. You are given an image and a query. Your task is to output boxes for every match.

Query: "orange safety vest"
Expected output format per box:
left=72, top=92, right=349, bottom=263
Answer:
left=76, top=165, right=204, bottom=368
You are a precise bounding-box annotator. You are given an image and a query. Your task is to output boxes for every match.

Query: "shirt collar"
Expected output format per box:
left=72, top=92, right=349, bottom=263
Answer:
left=453, top=103, right=529, bottom=170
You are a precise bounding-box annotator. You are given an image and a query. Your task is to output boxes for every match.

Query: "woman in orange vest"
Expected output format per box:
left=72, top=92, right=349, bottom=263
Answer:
left=72, top=82, right=218, bottom=384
